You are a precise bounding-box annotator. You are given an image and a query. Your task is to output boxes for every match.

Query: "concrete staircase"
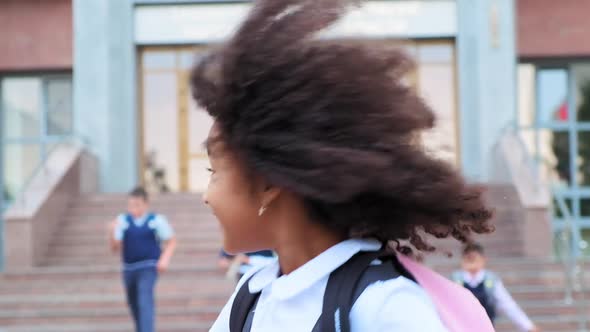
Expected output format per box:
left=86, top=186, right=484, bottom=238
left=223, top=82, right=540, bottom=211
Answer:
left=426, top=256, right=590, bottom=332
left=0, top=193, right=234, bottom=332
left=1, top=190, right=588, bottom=331
left=425, top=185, right=590, bottom=331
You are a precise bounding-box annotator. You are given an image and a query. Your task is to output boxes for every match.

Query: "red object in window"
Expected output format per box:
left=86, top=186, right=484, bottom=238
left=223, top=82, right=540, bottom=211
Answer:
left=557, top=101, right=568, bottom=121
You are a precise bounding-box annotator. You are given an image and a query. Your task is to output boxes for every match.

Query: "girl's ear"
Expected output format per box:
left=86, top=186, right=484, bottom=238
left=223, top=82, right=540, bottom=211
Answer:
left=260, top=184, right=282, bottom=211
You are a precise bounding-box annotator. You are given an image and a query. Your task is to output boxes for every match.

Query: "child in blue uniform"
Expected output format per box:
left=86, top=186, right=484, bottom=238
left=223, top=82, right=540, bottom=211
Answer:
left=107, top=187, right=177, bottom=332
left=452, top=243, right=539, bottom=332
left=190, top=0, right=494, bottom=330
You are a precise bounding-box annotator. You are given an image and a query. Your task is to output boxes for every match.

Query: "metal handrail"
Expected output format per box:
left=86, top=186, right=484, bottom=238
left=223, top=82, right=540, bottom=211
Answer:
left=497, top=126, right=587, bottom=330
left=493, top=126, right=550, bottom=207
left=553, top=191, right=588, bottom=331
left=554, top=192, right=578, bottom=303
left=1, top=134, right=88, bottom=214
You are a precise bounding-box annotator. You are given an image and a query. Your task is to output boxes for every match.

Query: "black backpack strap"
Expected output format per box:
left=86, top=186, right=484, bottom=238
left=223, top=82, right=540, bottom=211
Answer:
left=317, top=251, right=384, bottom=332
left=315, top=251, right=411, bottom=332
left=229, top=275, right=261, bottom=332
left=241, top=295, right=260, bottom=332
left=350, top=257, right=401, bottom=301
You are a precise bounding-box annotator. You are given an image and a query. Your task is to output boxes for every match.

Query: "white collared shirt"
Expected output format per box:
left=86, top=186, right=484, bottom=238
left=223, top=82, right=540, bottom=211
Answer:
left=209, top=239, right=448, bottom=332
left=461, top=270, right=534, bottom=332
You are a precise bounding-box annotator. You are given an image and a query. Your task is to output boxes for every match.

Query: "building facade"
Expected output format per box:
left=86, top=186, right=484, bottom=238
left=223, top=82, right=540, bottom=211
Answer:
left=0, top=0, right=73, bottom=202
left=517, top=0, right=590, bottom=254
left=1, top=0, right=520, bottom=267
left=1, top=0, right=518, bottom=195
left=68, top=0, right=517, bottom=194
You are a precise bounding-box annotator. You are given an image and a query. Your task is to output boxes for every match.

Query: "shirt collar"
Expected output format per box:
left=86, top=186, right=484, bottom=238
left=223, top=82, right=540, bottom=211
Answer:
left=462, top=270, right=486, bottom=286
left=248, top=238, right=382, bottom=300
left=128, top=212, right=151, bottom=226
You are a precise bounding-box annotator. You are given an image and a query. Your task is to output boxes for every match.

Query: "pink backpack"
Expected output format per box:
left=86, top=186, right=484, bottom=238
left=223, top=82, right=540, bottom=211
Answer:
left=397, top=254, right=495, bottom=332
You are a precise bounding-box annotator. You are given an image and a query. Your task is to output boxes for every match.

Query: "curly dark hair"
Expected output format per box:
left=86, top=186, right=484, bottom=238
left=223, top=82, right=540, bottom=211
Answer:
left=190, top=0, right=493, bottom=252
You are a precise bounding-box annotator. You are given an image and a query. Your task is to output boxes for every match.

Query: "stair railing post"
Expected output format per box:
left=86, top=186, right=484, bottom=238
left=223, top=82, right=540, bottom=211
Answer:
left=575, top=242, right=588, bottom=332
left=0, top=103, right=4, bottom=272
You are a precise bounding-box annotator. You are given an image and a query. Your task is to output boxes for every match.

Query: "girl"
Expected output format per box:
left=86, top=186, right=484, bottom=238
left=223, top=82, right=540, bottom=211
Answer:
left=192, top=0, right=494, bottom=331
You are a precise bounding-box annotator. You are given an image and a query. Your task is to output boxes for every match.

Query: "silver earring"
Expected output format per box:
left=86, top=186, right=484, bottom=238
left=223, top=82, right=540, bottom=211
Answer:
left=258, top=206, right=267, bottom=217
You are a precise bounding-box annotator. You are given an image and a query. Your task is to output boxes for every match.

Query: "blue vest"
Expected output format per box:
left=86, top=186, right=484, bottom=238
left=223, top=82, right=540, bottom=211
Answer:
left=247, top=250, right=274, bottom=257
left=464, top=280, right=497, bottom=322
left=122, top=213, right=161, bottom=265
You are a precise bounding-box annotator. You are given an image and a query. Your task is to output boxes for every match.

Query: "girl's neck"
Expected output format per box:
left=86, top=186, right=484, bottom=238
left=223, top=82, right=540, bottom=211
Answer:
left=273, top=216, right=345, bottom=275
left=266, top=193, right=345, bottom=275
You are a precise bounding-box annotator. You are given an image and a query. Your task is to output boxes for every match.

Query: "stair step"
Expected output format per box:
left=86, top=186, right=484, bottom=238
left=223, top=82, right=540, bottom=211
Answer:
left=0, top=313, right=217, bottom=327
left=0, top=282, right=234, bottom=297
left=496, top=314, right=590, bottom=331
left=0, top=265, right=228, bottom=280
left=49, top=234, right=222, bottom=246
left=62, top=215, right=216, bottom=223
left=58, top=222, right=220, bottom=233
left=41, top=254, right=221, bottom=266
left=0, top=293, right=228, bottom=310
left=1, top=321, right=211, bottom=332
left=47, top=240, right=223, bottom=255
left=3, top=190, right=588, bottom=330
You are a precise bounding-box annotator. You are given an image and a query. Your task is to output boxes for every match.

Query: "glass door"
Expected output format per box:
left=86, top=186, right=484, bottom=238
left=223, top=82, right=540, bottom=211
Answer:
left=140, top=47, right=213, bottom=193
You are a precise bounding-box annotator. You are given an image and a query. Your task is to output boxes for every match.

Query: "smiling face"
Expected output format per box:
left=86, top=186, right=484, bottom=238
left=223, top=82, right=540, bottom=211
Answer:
left=202, top=123, right=274, bottom=254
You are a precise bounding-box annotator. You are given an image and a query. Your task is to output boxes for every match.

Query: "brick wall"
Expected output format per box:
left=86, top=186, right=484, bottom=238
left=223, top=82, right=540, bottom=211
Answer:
left=518, top=0, right=590, bottom=58
left=0, top=0, right=72, bottom=71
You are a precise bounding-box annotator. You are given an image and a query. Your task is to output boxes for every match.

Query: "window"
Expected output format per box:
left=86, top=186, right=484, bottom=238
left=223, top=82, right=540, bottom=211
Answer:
left=2, top=75, right=73, bottom=139
left=537, top=69, right=568, bottom=123
left=1, top=74, right=73, bottom=201
left=46, top=78, right=73, bottom=136
left=2, top=78, right=42, bottom=139
left=518, top=61, right=590, bottom=256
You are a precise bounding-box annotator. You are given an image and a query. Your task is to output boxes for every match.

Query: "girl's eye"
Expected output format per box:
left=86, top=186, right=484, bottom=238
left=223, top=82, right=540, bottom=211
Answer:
left=206, top=167, right=215, bottom=173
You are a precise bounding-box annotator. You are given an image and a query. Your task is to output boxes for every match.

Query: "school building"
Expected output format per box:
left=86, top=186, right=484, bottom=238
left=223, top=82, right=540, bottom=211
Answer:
left=2, top=0, right=590, bottom=268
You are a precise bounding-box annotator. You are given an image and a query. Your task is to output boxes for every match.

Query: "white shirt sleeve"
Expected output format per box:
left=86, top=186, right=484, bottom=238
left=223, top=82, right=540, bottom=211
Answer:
left=209, top=268, right=260, bottom=332
left=352, top=277, right=449, bottom=332
left=113, top=215, right=127, bottom=241
left=494, top=279, right=534, bottom=331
